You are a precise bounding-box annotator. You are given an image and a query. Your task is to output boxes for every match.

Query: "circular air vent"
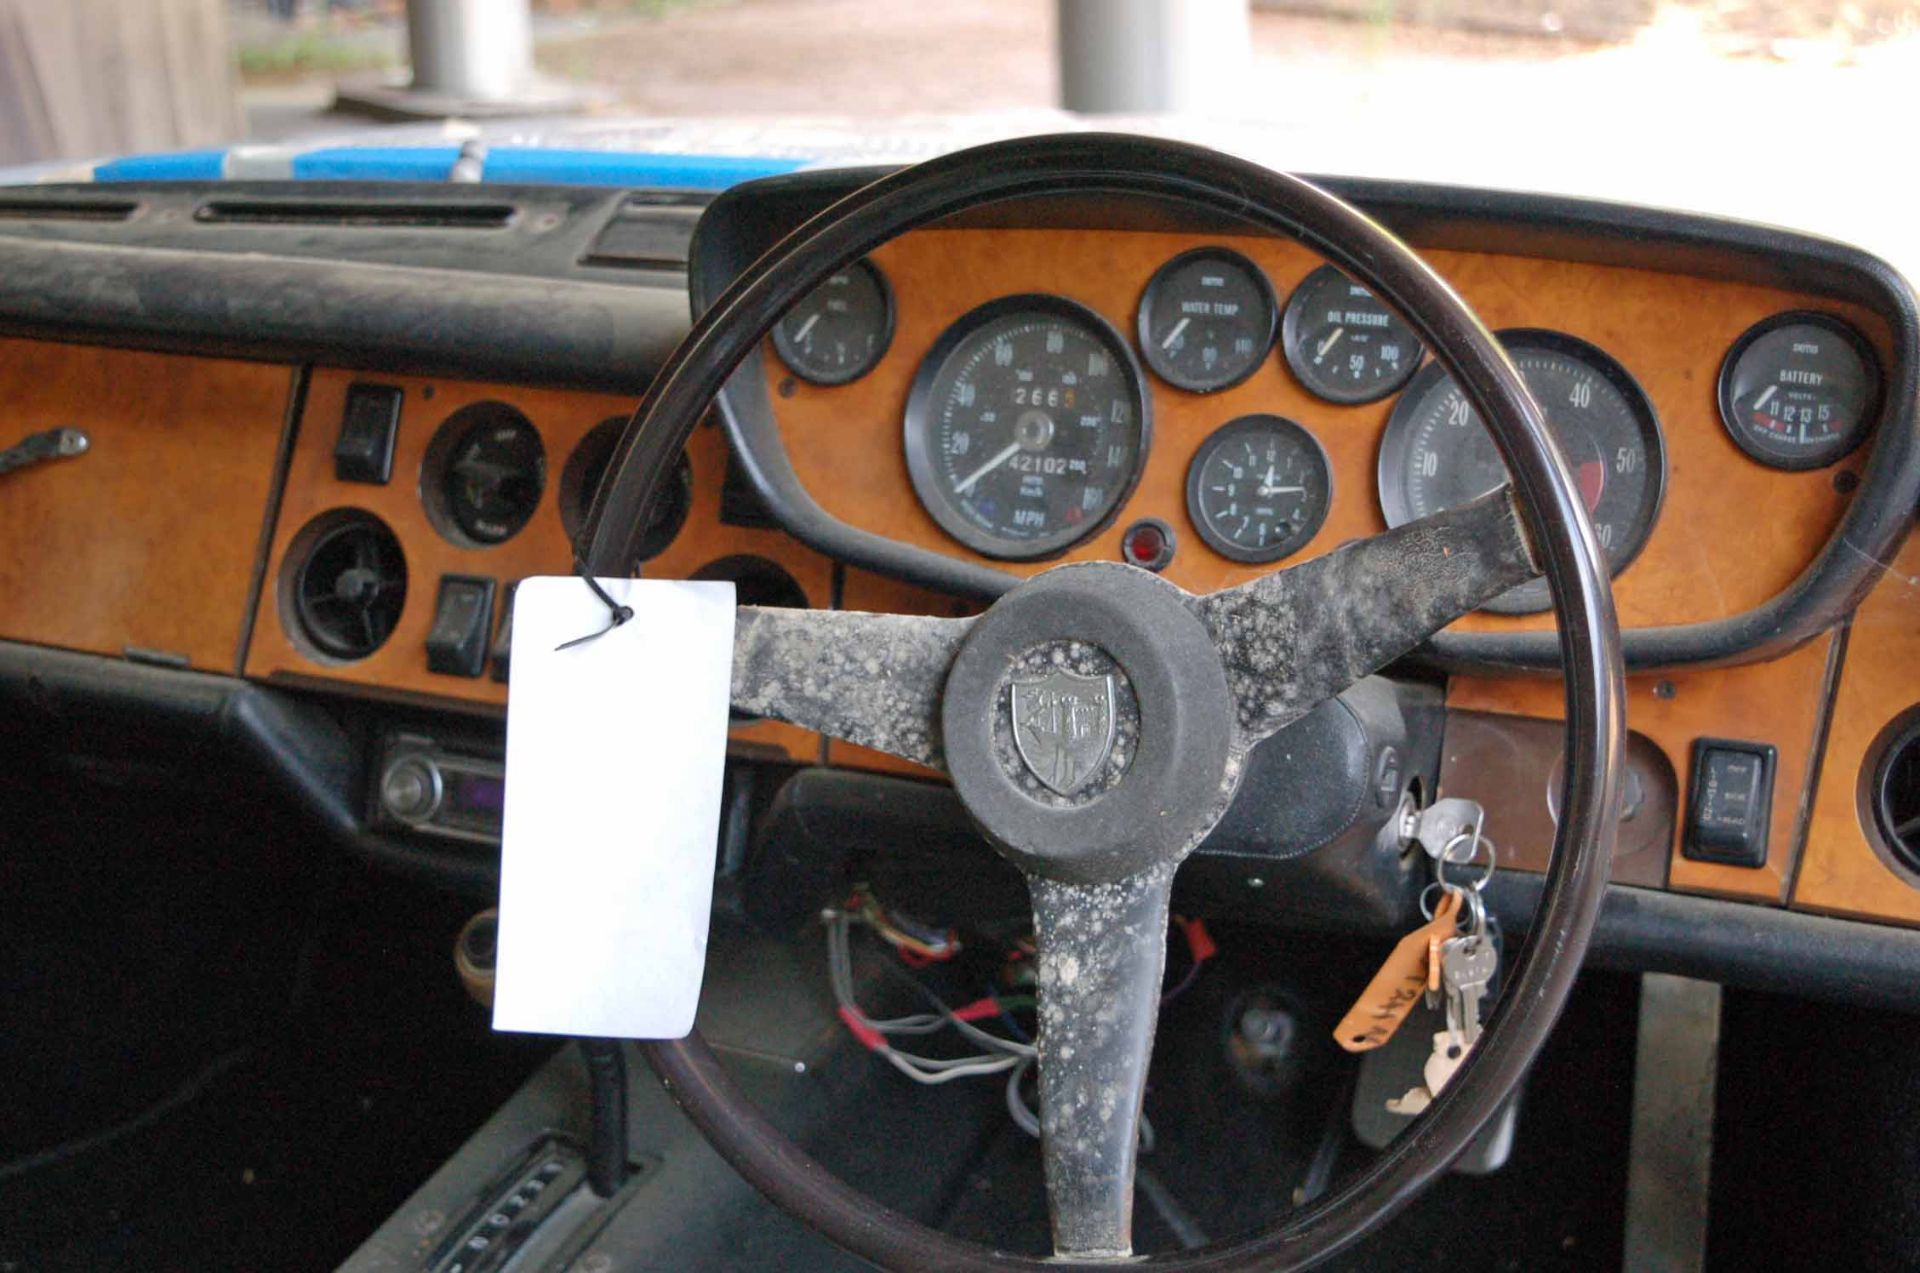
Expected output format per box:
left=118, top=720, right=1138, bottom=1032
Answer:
left=284, top=511, right=408, bottom=662
left=1872, top=715, right=1920, bottom=875
left=558, top=417, right=692, bottom=560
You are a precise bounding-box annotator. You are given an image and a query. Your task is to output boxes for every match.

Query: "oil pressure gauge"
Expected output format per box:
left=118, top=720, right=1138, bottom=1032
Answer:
left=772, top=258, right=894, bottom=385
left=1137, top=247, right=1278, bottom=393
left=1281, top=264, right=1424, bottom=404
left=1185, top=414, right=1331, bottom=563
left=1718, top=311, right=1880, bottom=470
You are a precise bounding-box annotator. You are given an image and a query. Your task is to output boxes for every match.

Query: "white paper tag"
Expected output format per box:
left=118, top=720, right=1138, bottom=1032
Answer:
left=492, top=576, right=737, bottom=1039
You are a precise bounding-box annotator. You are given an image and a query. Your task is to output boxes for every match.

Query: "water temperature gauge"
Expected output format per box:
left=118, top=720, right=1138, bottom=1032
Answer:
left=1136, top=247, right=1278, bottom=393
left=1281, top=264, right=1424, bottom=404
left=1185, top=414, right=1331, bottom=563
left=1718, top=311, right=1880, bottom=470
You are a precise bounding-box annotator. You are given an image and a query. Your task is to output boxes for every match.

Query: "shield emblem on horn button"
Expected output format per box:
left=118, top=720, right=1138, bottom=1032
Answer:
left=1011, top=670, right=1117, bottom=798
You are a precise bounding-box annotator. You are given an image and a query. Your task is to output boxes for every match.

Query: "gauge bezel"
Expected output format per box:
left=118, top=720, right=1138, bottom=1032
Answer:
left=1377, top=327, right=1667, bottom=613
left=771, top=257, right=896, bottom=387
left=904, top=292, right=1152, bottom=561
left=1184, top=414, right=1333, bottom=564
left=1281, top=263, right=1426, bottom=405
left=1716, top=309, right=1881, bottom=472
left=1135, top=246, right=1278, bottom=394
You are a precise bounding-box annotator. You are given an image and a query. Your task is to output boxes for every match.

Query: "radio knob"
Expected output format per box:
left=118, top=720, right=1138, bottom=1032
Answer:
left=381, top=755, right=443, bottom=824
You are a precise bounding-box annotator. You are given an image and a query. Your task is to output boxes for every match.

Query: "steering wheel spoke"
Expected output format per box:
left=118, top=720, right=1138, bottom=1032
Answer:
left=731, top=606, right=973, bottom=768
left=1028, top=862, right=1175, bottom=1261
left=1195, top=486, right=1540, bottom=745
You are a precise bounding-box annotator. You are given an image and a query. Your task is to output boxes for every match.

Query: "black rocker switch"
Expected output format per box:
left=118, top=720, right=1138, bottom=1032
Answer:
left=333, top=382, right=403, bottom=484
left=1684, top=738, right=1776, bottom=868
left=427, top=575, right=496, bottom=678
left=489, top=583, right=516, bottom=684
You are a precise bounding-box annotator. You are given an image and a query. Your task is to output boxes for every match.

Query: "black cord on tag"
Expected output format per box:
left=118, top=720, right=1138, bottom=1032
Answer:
left=556, top=558, right=634, bottom=651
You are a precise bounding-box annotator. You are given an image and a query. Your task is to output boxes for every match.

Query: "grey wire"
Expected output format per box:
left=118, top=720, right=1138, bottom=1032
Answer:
left=1003, top=1055, right=1156, bottom=1154
left=826, top=913, right=1031, bottom=1084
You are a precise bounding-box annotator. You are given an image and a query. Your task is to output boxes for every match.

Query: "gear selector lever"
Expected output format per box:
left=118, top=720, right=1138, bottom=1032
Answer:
left=453, top=909, right=630, bottom=1199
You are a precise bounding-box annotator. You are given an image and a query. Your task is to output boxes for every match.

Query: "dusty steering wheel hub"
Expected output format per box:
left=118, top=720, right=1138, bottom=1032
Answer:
left=943, top=562, right=1238, bottom=885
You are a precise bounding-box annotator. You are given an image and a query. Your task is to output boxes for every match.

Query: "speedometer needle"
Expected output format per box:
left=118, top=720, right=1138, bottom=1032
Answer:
left=953, top=441, right=1023, bottom=495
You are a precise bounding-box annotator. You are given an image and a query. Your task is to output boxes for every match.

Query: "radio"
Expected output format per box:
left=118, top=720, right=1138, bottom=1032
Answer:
left=373, top=733, right=505, bottom=845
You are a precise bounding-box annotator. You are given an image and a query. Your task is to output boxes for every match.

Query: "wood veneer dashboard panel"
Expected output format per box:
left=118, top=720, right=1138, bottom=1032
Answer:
left=0, top=338, right=290, bottom=672
left=246, top=368, right=830, bottom=762
left=766, top=228, right=1886, bottom=631
left=1447, top=636, right=1838, bottom=905
left=1794, top=535, right=1920, bottom=925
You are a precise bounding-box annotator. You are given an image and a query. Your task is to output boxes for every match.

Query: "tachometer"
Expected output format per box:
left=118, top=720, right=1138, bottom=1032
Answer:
left=1136, top=247, right=1277, bottom=393
left=1378, top=329, right=1665, bottom=614
left=1718, top=311, right=1879, bottom=470
left=905, top=295, right=1150, bottom=560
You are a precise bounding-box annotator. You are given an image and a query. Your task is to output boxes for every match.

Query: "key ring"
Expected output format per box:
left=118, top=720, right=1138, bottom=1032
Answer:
left=1434, top=829, right=1498, bottom=894
left=1419, top=881, right=1490, bottom=939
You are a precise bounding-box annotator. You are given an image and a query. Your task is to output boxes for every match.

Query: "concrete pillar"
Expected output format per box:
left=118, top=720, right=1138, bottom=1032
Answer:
left=406, top=0, right=534, bottom=102
left=1057, top=0, right=1251, bottom=114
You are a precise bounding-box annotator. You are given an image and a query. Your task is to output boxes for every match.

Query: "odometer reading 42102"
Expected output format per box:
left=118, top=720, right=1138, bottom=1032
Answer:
left=1378, top=329, right=1666, bottom=614
left=904, top=295, right=1150, bottom=560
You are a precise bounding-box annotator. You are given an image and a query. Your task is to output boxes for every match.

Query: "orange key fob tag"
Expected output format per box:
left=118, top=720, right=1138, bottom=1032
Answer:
left=1332, top=890, right=1461, bottom=1053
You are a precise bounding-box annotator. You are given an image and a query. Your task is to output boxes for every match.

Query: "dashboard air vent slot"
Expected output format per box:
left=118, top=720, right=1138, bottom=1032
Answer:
left=285, top=511, right=408, bottom=662
left=1873, top=715, right=1920, bottom=875
left=195, top=199, right=516, bottom=228
left=0, top=196, right=138, bottom=222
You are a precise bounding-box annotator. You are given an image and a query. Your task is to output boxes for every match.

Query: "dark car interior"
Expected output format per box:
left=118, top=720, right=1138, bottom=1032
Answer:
left=3, top=131, right=1919, bottom=1271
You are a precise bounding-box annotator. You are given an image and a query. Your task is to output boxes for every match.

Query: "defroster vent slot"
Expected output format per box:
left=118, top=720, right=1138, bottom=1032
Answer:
left=195, top=199, right=517, bottom=228
left=0, top=196, right=138, bottom=222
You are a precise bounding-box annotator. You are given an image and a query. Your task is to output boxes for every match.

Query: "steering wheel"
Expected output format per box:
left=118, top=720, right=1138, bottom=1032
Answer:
left=582, top=134, right=1625, bottom=1271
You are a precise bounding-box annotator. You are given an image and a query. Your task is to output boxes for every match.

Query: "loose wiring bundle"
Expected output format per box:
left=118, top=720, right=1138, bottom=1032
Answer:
left=825, top=891, right=1209, bottom=1148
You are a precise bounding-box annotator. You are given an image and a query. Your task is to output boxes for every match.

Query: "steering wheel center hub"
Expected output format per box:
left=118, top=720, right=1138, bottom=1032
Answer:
left=998, top=640, right=1139, bottom=802
left=942, top=563, right=1239, bottom=884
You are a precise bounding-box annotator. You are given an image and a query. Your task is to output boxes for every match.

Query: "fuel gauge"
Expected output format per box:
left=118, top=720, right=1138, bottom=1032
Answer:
left=772, top=258, right=894, bottom=385
left=1281, top=264, right=1424, bottom=404
left=1718, top=311, right=1880, bottom=470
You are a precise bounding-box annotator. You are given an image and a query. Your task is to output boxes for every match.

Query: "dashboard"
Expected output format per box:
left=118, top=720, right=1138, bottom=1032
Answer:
left=751, top=227, right=1880, bottom=625
left=1, top=166, right=1918, bottom=982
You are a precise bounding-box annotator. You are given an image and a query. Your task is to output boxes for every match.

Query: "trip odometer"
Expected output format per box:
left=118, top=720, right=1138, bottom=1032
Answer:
left=905, top=295, right=1150, bottom=560
left=1378, top=329, right=1665, bottom=614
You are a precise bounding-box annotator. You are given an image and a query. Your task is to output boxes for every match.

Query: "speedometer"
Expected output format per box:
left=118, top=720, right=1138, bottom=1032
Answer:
left=904, top=295, right=1150, bottom=560
left=1378, top=329, right=1665, bottom=614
